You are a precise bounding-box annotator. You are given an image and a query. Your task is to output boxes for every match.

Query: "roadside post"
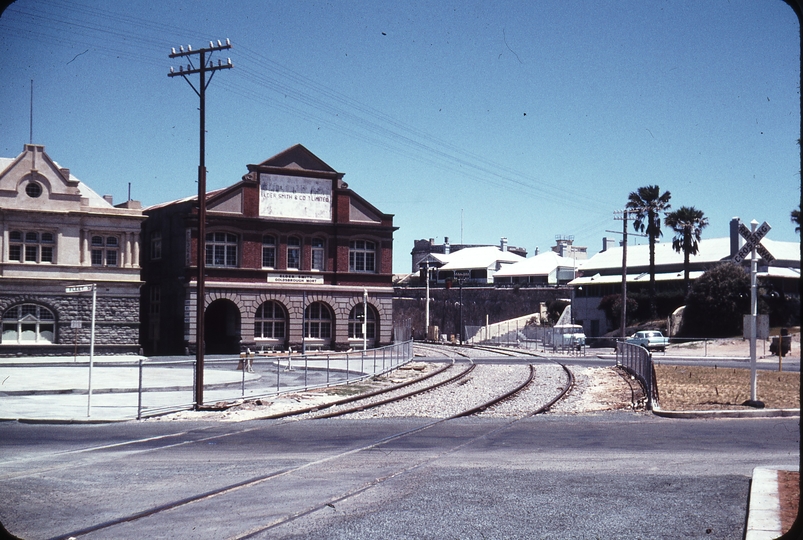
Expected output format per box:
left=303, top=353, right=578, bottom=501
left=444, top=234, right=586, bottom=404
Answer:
left=70, top=320, right=82, bottom=362
left=65, top=284, right=97, bottom=417
left=733, top=219, right=774, bottom=407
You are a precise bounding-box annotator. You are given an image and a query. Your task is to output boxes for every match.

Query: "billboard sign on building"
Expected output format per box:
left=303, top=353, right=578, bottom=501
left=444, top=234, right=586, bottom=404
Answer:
left=259, top=174, right=332, bottom=221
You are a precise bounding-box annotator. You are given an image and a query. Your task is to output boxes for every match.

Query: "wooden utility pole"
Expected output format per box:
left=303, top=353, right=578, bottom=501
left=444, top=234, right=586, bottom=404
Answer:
left=168, top=39, right=232, bottom=409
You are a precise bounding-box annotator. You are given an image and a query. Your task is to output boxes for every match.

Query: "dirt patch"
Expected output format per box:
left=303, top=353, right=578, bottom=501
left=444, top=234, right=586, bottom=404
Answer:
left=655, top=365, right=799, bottom=410
left=548, top=366, right=645, bottom=414
left=778, top=470, right=800, bottom=534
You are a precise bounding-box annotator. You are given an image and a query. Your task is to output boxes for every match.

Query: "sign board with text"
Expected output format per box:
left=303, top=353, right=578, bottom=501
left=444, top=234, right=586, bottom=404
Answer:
left=734, top=221, right=774, bottom=264
left=65, top=284, right=94, bottom=294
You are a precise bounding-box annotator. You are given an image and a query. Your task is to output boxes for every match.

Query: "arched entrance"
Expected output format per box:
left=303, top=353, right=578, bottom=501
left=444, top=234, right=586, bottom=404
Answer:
left=204, top=299, right=241, bottom=354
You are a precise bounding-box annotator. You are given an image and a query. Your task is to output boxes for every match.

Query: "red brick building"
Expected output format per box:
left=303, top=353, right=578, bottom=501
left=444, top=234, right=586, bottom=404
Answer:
left=141, top=145, right=396, bottom=355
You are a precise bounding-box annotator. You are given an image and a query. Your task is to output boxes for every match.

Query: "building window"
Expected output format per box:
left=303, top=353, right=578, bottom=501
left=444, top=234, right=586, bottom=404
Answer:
left=287, top=236, right=301, bottom=269
left=349, top=240, right=376, bottom=272
left=348, top=304, right=376, bottom=340
left=311, top=238, right=325, bottom=271
left=9, top=230, right=56, bottom=263
left=25, top=182, right=42, bottom=198
left=205, top=232, right=238, bottom=267
left=150, top=231, right=162, bottom=260
left=91, top=235, right=119, bottom=267
left=304, top=302, right=332, bottom=342
left=262, top=235, right=276, bottom=268
left=254, top=301, right=286, bottom=341
left=1, top=304, right=55, bottom=344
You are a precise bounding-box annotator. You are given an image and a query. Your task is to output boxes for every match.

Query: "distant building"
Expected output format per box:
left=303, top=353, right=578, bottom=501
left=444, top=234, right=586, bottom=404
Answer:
left=140, top=144, right=397, bottom=355
left=493, top=251, right=580, bottom=287
left=551, top=235, right=588, bottom=260
left=0, top=144, right=144, bottom=355
left=411, top=236, right=526, bottom=273
left=570, top=218, right=800, bottom=337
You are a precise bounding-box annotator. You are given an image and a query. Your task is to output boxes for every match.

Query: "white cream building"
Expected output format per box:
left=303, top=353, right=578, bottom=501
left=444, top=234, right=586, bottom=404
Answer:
left=0, top=144, right=144, bottom=355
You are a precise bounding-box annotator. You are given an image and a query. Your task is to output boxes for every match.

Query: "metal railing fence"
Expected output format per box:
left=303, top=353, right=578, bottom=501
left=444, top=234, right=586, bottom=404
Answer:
left=616, top=342, right=658, bottom=410
left=136, top=339, right=413, bottom=419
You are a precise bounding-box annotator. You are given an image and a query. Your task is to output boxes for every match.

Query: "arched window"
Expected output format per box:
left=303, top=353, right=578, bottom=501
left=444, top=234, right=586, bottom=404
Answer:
left=254, top=301, right=286, bottom=351
left=304, top=302, right=332, bottom=348
left=1, top=304, right=55, bottom=344
left=348, top=304, right=377, bottom=342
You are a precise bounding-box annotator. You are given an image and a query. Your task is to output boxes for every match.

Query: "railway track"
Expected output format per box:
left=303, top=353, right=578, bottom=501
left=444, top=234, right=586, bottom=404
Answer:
left=3, top=344, right=576, bottom=539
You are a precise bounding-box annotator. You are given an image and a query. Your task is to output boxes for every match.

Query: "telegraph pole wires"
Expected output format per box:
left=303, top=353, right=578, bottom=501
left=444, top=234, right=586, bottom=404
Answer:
left=613, top=210, right=631, bottom=342
left=168, top=39, right=232, bottom=410
left=611, top=209, right=646, bottom=341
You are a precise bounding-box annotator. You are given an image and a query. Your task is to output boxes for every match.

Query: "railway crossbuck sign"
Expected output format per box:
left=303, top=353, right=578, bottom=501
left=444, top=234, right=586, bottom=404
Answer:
left=734, top=221, right=774, bottom=263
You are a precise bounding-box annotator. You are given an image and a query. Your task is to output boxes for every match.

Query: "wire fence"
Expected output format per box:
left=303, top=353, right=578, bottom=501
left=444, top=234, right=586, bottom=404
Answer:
left=135, top=340, right=413, bottom=419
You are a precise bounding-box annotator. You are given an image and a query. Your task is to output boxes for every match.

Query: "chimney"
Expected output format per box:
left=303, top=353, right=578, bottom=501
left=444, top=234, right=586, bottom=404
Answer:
left=59, top=168, right=70, bottom=179
left=602, top=237, right=616, bottom=252
left=534, top=247, right=539, bottom=255
left=103, top=195, right=114, bottom=205
left=500, top=237, right=508, bottom=252
left=444, top=236, right=450, bottom=255
left=730, top=217, right=740, bottom=258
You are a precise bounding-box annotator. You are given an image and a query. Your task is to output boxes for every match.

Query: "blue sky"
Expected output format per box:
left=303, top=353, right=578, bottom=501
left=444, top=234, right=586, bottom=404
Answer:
left=1, top=0, right=799, bottom=273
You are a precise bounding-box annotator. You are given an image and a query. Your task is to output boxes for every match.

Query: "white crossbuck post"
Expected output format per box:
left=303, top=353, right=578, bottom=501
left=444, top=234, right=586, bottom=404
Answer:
left=734, top=220, right=774, bottom=404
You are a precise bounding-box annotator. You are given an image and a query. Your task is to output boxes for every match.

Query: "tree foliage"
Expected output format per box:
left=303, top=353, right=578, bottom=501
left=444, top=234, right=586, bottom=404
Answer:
left=664, top=206, right=708, bottom=293
left=681, top=263, right=750, bottom=337
left=626, top=185, right=671, bottom=317
left=598, top=294, right=638, bottom=329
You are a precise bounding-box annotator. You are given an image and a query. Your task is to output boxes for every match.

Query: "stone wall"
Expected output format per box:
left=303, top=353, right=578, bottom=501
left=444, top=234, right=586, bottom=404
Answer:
left=0, top=293, right=140, bottom=356
left=393, top=286, right=570, bottom=340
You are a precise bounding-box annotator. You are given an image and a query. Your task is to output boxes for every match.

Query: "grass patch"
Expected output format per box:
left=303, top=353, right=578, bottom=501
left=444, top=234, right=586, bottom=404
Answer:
left=655, top=365, right=800, bottom=410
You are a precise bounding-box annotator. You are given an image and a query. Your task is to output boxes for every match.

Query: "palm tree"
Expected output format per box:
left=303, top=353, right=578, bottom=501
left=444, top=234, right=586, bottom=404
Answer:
left=791, top=206, right=800, bottom=233
left=664, top=206, right=709, bottom=293
left=626, top=185, right=671, bottom=319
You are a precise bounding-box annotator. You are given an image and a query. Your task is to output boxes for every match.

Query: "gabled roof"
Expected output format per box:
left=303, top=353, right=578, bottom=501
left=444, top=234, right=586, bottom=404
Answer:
left=255, top=143, right=340, bottom=175
left=494, top=251, right=579, bottom=278
left=439, top=246, right=525, bottom=270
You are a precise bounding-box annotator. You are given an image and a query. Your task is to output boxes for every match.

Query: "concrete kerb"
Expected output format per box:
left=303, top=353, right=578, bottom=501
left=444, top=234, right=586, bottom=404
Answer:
left=745, top=466, right=800, bottom=540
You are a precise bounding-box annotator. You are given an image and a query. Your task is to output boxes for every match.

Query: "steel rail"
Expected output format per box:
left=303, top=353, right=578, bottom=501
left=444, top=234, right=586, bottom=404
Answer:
left=310, top=362, right=477, bottom=419
left=46, top=359, right=574, bottom=539
left=256, top=361, right=456, bottom=420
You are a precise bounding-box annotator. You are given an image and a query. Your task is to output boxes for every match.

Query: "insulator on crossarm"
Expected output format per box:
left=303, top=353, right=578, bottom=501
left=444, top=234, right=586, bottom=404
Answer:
left=209, top=41, right=214, bottom=48
left=171, top=47, right=176, bottom=55
left=227, top=58, right=232, bottom=66
left=217, top=59, right=222, bottom=66
left=217, top=40, right=222, bottom=47
left=180, top=45, right=184, bottom=52
left=226, top=38, right=231, bottom=46
left=187, top=44, right=192, bottom=51
left=170, top=66, right=174, bottom=73
left=178, top=65, right=183, bottom=72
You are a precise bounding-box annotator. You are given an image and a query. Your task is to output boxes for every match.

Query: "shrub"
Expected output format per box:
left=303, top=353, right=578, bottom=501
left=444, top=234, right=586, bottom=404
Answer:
left=681, top=263, right=750, bottom=337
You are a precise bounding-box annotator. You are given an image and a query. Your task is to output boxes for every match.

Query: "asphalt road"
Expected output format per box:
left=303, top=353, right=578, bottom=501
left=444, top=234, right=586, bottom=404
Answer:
left=0, top=412, right=798, bottom=539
